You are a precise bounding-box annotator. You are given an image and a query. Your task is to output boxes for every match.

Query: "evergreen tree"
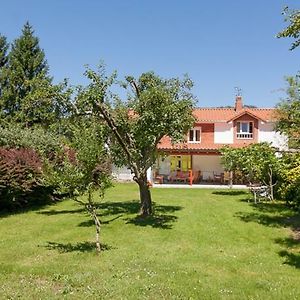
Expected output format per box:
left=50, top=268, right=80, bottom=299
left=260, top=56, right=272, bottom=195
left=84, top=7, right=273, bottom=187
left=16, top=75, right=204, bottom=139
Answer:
left=1, top=22, right=72, bottom=126
left=0, top=34, right=9, bottom=100
left=0, top=34, right=8, bottom=68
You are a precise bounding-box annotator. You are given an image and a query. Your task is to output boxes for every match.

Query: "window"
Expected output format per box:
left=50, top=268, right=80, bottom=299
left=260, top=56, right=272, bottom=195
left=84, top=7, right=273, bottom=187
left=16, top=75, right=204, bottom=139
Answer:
left=188, top=127, right=201, bottom=143
left=236, top=121, right=253, bottom=139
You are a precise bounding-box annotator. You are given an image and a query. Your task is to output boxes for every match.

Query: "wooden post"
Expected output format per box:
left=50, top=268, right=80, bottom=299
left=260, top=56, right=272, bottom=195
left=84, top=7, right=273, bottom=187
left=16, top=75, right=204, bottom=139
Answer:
left=189, top=169, right=193, bottom=186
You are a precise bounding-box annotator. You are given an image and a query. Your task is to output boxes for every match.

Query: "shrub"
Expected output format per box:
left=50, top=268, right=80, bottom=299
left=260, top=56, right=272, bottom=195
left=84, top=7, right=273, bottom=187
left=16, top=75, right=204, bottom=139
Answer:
left=278, top=153, right=300, bottom=210
left=0, top=147, right=44, bottom=209
left=0, top=124, right=63, bottom=157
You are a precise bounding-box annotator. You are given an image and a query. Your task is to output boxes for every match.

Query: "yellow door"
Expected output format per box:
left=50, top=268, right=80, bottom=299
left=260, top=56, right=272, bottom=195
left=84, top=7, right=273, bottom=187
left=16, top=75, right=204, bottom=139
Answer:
left=170, top=155, right=191, bottom=171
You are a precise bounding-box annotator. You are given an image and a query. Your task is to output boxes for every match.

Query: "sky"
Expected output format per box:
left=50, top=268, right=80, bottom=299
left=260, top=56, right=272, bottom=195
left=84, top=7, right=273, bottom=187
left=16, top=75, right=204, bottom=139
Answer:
left=1, top=0, right=300, bottom=108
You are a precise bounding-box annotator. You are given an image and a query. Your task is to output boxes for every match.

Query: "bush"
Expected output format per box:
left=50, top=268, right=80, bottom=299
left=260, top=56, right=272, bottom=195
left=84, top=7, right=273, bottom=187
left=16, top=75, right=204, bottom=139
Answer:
left=278, top=153, right=300, bottom=210
left=0, top=124, right=63, bottom=156
left=0, top=147, right=45, bottom=209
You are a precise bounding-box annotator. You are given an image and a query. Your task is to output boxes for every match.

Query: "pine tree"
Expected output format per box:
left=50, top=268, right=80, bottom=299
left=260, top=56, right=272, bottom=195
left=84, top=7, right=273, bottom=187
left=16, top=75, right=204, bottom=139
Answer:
left=1, top=22, right=72, bottom=126
left=0, top=34, right=8, bottom=68
left=1, top=22, right=50, bottom=118
left=0, top=34, right=9, bottom=100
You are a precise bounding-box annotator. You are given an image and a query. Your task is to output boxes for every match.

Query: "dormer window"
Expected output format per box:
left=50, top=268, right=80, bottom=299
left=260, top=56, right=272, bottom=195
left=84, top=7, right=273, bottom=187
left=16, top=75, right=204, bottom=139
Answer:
left=188, top=127, right=201, bottom=143
left=237, top=121, right=253, bottom=139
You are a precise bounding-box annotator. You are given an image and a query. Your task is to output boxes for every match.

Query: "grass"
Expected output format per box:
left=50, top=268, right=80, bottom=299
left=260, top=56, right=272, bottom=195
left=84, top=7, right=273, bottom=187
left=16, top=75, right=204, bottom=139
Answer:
left=0, top=183, right=300, bottom=299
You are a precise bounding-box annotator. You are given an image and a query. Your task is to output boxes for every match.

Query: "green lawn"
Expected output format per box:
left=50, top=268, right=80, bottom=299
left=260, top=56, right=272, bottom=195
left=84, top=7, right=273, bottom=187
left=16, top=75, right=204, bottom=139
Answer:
left=0, top=183, right=300, bottom=299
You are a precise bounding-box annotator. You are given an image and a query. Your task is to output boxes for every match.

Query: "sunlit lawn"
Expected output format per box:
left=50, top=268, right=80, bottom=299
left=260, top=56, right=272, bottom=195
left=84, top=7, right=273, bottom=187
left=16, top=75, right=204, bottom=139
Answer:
left=0, top=183, right=299, bottom=299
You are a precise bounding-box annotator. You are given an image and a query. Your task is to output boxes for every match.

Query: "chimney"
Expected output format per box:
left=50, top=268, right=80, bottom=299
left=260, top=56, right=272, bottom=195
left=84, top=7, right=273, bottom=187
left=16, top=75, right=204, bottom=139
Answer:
left=235, top=96, right=243, bottom=111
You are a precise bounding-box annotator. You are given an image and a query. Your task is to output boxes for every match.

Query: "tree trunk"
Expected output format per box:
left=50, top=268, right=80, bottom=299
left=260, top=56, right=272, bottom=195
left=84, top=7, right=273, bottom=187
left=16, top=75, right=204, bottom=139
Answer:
left=87, top=190, right=101, bottom=254
left=229, top=171, right=233, bottom=188
left=91, top=207, right=101, bottom=254
left=137, top=178, right=152, bottom=216
left=269, top=168, right=274, bottom=201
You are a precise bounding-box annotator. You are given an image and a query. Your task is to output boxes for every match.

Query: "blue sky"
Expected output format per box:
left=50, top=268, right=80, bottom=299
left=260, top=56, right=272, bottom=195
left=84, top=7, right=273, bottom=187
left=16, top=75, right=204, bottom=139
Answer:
left=1, top=0, right=300, bottom=107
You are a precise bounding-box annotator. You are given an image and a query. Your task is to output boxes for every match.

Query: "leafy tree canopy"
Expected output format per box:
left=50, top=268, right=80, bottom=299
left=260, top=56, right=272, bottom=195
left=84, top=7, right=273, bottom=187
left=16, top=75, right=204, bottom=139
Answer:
left=276, top=75, right=300, bottom=149
left=81, top=64, right=196, bottom=215
left=278, top=6, right=300, bottom=50
left=221, top=143, right=281, bottom=200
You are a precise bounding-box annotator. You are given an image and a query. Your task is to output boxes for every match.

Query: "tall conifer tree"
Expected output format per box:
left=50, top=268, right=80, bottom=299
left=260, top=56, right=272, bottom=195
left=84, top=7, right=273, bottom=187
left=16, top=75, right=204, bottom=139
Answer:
left=1, top=22, right=72, bottom=126
left=0, top=34, right=8, bottom=68
left=2, top=22, right=50, bottom=119
left=0, top=34, right=9, bottom=101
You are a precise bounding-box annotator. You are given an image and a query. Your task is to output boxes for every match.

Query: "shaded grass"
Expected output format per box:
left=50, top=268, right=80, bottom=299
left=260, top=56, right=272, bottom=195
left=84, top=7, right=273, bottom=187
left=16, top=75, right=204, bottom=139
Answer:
left=44, top=241, right=113, bottom=253
left=0, top=183, right=299, bottom=299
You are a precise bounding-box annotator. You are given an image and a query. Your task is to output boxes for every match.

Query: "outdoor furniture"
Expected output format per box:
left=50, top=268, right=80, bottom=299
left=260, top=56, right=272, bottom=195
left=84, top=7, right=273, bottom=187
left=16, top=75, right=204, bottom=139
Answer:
left=168, top=171, right=177, bottom=182
left=213, top=173, right=222, bottom=183
left=169, top=170, right=189, bottom=183
left=176, top=171, right=189, bottom=182
left=153, top=173, right=164, bottom=184
left=191, top=170, right=202, bottom=183
left=221, top=172, right=231, bottom=184
left=248, top=184, right=272, bottom=204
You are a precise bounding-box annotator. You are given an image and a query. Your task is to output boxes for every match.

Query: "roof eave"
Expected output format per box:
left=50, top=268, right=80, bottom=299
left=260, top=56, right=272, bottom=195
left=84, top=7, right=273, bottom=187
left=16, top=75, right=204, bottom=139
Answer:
left=226, top=111, right=267, bottom=123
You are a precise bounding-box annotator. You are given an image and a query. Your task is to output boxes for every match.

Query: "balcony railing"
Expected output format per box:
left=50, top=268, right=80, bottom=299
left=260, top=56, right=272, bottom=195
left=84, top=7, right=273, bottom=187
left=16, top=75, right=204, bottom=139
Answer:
left=237, top=133, right=253, bottom=139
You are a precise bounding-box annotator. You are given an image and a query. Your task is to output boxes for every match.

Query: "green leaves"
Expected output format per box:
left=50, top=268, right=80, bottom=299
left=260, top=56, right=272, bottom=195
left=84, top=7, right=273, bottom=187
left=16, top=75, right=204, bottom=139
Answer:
left=278, top=7, right=300, bottom=50
left=0, top=22, right=72, bottom=126
left=221, top=143, right=280, bottom=184
left=276, top=75, right=300, bottom=149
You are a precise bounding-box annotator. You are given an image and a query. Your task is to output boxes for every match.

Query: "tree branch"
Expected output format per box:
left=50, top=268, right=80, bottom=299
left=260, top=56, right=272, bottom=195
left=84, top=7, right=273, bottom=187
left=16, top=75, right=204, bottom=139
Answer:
left=92, top=100, right=140, bottom=178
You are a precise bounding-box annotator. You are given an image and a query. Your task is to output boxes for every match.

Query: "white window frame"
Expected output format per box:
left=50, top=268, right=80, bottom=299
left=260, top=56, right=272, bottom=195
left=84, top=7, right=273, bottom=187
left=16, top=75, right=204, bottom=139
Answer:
left=188, top=127, right=201, bottom=143
left=236, top=121, right=253, bottom=139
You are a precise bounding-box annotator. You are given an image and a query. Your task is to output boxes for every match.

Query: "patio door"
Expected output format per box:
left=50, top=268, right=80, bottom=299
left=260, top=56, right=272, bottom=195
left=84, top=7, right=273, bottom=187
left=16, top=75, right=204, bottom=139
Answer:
left=170, top=155, right=191, bottom=171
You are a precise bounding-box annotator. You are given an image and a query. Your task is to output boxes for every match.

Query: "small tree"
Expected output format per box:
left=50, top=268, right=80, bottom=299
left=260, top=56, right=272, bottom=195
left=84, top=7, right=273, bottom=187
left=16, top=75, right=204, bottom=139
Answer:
left=46, top=118, right=111, bottom=253
left=243, top=143, right=280, bottom=200
left=82, top=65, right=195, bottom=216
left=220, top=146, right=243, bottom=187
left=221, top=143, right=280, bottom=200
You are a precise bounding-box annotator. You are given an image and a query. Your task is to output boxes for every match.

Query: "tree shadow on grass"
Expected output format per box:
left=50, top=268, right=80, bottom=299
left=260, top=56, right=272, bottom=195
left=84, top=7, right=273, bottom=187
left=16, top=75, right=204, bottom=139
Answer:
left=38, top=208, right=86, bottom=215
left=38, top=199, right=182, bottom=230
left=0, top=196, right=57, bottom=219
left=44, top=241, right=113, bottom=253
left=235, top=202, right=300, bottom=229
left=235, top=211, right=291, bottom=228
left=126, top=214, right=178, bottom=229
left=78, top=215, right=122, bottom=227
left=212, top=190, right=248, bottom=196
left=212, top=190, right=252, bottom=203
left=97, top=200, right=182, bottom=229
left=275, top=222, right=300, bottom=268
left=236, top=201, right=300, bottom=268
left=278, top=250, right=300, bottom=268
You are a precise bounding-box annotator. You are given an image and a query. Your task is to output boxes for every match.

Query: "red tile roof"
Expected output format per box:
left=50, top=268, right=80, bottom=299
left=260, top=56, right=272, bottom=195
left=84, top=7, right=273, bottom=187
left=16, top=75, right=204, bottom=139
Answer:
left=193, top=107, right=276, bottom=123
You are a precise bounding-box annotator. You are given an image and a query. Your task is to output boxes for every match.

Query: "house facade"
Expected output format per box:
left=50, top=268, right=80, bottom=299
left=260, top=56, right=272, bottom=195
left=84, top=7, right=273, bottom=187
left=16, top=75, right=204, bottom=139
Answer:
left=153, top=96, right=287, bottom=184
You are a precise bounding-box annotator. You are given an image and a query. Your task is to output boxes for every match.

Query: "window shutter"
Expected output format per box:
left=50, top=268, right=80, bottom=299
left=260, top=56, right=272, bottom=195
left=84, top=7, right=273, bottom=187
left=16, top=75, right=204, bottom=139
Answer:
left=189, top=130, right=194, bottom=141
left=196, top=130, right=200, bottom=141
left=249, top=122, right=253, bottom=133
